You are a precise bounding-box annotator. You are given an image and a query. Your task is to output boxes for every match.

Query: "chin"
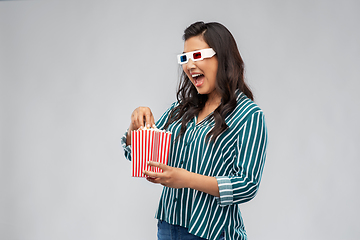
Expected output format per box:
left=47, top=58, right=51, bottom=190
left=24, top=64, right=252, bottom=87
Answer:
left=197, top=91, right=209, bottom=96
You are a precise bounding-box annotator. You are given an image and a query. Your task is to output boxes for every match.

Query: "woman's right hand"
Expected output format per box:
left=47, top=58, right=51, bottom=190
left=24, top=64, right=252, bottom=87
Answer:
left=126, top=106, right=155, bottom=145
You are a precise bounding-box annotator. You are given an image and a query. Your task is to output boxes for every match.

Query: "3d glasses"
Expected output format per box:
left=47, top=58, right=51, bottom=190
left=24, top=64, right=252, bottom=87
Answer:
left=177, top=48, right=216, bottom=65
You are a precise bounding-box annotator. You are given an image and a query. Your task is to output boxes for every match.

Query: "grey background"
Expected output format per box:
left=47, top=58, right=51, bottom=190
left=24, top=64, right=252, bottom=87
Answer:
left=1, top=1, right=359, bottom=239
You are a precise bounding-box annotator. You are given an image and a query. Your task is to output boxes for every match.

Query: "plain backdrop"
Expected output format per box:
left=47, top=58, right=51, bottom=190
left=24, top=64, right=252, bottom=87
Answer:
left=1, top=1, right=359, bottom=239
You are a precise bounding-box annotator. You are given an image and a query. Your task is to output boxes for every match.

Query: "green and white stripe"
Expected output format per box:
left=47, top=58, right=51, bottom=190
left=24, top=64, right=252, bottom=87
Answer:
left=122, top=91, right=268, bottom=240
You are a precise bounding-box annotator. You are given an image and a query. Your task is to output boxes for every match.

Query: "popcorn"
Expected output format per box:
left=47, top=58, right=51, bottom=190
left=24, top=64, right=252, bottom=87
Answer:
left=131, top=127, right=172, bottom=177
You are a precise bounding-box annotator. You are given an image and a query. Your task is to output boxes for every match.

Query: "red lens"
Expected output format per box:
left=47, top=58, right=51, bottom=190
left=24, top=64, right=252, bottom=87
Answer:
left=193, top=52, right=202, bottom=59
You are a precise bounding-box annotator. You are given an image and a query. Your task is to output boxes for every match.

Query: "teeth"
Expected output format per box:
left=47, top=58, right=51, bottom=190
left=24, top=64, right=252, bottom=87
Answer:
left=192, top=74, right=201, bottom=78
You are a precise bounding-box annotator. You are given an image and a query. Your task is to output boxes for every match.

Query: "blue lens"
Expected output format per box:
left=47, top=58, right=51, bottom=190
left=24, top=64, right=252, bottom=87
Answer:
left=180, top=55, right=187, bottom=63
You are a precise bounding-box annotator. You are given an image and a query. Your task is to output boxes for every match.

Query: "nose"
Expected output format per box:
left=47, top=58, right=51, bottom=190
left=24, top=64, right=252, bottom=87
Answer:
left=185, top=59, right=196, bottom=70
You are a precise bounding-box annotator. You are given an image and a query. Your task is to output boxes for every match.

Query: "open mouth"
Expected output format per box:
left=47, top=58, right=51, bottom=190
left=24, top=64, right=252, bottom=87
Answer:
left=192, top=73, right=205, bottom=87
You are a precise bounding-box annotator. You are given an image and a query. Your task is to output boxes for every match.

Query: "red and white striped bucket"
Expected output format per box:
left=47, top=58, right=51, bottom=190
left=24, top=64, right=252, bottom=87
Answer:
left=131, top=128, right=171, bottom=177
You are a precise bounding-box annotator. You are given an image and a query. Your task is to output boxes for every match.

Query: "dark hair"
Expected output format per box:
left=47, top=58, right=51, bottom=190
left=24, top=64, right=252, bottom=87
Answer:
left=164, top=21, right=253, bottom=141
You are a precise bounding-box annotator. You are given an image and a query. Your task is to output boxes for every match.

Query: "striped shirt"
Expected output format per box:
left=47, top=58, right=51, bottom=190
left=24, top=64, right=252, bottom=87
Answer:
left=121, top=91, right=268, bottom=240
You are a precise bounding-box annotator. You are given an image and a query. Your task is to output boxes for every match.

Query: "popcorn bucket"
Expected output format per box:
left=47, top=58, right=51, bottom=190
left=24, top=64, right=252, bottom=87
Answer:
left=131, top=128, right=172, bottom=177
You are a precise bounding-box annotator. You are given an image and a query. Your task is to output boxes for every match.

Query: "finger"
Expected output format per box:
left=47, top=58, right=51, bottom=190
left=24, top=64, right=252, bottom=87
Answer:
left=132, top=110, right=142, bottom=130
left=144, top=110, right=153, bottom=128
left=146, top=176, right=156, bottom=180
left=138, top=109, right=145, bottom=128
left=146, top=176, right=158, bottom=183
left=130, top=111, right=136, bottom=130
left=143, top=170, right=160, bottom=178
left=150, top=114, right=155, bottom=128
left=147, top=161, right=169, bottom=170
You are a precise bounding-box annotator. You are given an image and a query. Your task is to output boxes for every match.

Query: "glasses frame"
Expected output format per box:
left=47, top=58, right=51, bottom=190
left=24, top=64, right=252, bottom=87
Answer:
left=177, top=48, right=216, bottom=65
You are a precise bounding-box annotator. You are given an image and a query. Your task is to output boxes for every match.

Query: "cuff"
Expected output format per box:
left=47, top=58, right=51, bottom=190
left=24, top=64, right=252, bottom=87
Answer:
left=215, top=176, right=234, bottom=207
left=121, top=129, right=132, bottom=161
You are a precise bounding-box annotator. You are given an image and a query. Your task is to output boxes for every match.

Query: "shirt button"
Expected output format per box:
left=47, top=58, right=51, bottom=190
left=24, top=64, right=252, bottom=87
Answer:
left=180, top=161, right=183, bottom=164
left=173, top=198, right=177, bottom=202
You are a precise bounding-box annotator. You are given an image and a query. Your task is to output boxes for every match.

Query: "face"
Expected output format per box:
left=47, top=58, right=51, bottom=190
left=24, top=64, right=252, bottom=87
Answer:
left=182, top=36, right=219, bottom=97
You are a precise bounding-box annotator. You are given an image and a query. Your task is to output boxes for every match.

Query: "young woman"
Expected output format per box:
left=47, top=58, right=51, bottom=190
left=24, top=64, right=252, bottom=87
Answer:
left=121, top=21, right=268, bottom=240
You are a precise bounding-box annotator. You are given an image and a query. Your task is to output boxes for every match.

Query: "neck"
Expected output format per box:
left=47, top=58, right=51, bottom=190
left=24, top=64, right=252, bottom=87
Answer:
left=206, top=91, right=222, bottom=107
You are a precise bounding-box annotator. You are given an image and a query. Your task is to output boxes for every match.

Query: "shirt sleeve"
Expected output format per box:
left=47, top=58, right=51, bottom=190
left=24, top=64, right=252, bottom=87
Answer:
left=120, top=101, right=179, bottom=161
left=120, top=128, right=132, bottom=161
left=215, top=110, right=268, bottom=207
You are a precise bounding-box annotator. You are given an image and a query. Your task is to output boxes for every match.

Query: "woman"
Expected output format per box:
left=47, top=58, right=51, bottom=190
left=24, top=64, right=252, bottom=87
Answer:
left=121, top=21, right=268, bottom=240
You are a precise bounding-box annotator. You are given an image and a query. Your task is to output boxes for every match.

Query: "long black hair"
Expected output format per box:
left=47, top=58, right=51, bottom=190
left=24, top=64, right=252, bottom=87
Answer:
left=164, top=21, right=253, bottom=141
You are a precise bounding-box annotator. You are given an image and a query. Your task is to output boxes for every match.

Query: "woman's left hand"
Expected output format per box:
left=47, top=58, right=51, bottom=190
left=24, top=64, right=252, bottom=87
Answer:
left=143, top=162, right=191, bottom=189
